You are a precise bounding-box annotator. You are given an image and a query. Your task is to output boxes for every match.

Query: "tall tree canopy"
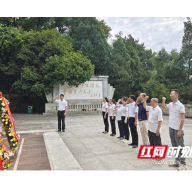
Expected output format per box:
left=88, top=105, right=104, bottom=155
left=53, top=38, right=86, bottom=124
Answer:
left=0, top=28, right=94, bottom=96
left=66, top=17, right=111, bottom=75
left=1, top=17, right=192, bottom=104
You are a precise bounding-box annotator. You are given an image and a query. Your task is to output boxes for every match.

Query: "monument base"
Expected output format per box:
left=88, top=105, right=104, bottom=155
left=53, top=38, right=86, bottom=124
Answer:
left=44, top=76, right=115, bottom=114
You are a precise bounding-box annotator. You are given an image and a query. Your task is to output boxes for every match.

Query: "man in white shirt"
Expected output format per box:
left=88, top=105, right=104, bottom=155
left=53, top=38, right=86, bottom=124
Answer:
left=53, top=94, right=68, bottom=132
left=143, top=97, right=163, bottom=145
left=127, top=95, right=139, bottom=148
left=162, top=89, right=186, bottom=171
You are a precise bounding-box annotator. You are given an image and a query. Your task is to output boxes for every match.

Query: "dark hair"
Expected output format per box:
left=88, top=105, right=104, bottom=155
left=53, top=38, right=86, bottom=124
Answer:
left=104, top=97, right=109, bottom=102
left=60, top=94, right=64, bottom=97
left=171, top=89, right=179, bottom=96
left=119, top=101, right=122, bottom=104
left=129, top=95, right=136, bottom=101
left=112, top=99, right=116, bottom=105
left=122, top=97, right=127, bottom=102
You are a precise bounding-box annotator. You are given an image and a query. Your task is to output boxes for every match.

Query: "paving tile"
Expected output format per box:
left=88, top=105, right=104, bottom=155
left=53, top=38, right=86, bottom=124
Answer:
left=8, top=113, right=192, bottom=170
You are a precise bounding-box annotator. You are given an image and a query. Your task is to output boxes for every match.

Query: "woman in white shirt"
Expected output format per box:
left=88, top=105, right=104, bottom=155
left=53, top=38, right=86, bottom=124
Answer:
left=108, top=99, right=116, bottom=136
left=116, top=99, right=124, bottom=140
left=101, top=97, right=109, bottom=134
left=121, top=97, right=130, bottom=143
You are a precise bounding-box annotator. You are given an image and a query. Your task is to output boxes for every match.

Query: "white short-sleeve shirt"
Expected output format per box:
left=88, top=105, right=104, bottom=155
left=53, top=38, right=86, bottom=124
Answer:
left=167, top=101, right=185, bottom=130
left=108, top=104, right=116, bottom=117
left=102, top=102, right=108, bottom=112
left=116, top=105, right=122, bottom=121
left=55, top=99, right=68, bottom=111
left=146, top=105, right=163, bottom=133
left=121, top=105, right=128, bottom=117
left=120, top=105, right=128, bottom=123
left=127, top=102, right=138, bottom=118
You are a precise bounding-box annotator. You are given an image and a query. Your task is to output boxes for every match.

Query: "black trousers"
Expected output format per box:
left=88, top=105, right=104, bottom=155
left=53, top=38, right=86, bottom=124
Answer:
left=58, top=110, right=65, bottom=131
left=118, top=120, right=124, bottom=138
left=102, top=112, right=109, bottom=132
left=121, top=116, right=129, bottom=140
left=128, top=117, right=138, bottom=146
left=148, top=130, right=162, bottom=145
left=110, top=116, right=116, bottom=134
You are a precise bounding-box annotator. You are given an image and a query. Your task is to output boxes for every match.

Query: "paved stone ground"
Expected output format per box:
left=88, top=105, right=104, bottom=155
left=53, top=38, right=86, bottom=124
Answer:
left=60, top=112, right=192, bottom=170
left=8, top=112, right=192, bottom=170
left=3, top=133, right=51, bottom=170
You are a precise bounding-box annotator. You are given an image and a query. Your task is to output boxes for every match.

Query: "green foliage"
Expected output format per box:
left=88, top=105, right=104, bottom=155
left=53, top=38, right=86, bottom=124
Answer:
left=0, top=28, right=94, bottom=96
left=143, top=70, right=170, bottom=102
left=108, top=38, right=132, bottom=99
left=98, top=19, right=112, bottom=39
left=66, top=17, right=111, bottom=75
left=1, top=17, right=192, bottom=104
left=0, top=17, right=70, bottom=33
left=0, top=26, right=24, bottom=92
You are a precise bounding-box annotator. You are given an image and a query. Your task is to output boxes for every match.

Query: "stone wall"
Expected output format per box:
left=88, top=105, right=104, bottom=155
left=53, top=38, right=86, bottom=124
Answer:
left=44, top=76, right=115, bottom=114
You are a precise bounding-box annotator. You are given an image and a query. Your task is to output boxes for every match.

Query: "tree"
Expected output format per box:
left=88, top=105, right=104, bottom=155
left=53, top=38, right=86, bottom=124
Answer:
left=108, top=38, right=132, bottom=99
left=143, top=70, right=170, bottom=102
left=98, top=19, right=112, bottom=39
left=0, top=26, right=24, bottom=92
left=123, top=34, right=144, bottom=95
left=0, top=28, right=94, bottom=96
left=0, top=17, right=71, bottom=34
left=66, top=17, right=111, bottom=75
left=180, top=17, right=192, bottom=82
left=0, top=17, right=19, bottom=27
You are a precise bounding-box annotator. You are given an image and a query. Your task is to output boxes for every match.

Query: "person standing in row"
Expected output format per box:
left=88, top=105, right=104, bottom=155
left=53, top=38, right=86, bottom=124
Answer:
left=127, top=95, right=139, bottom=148
left=116, top=99, right=124, bottom=140
left=101, top=97, right=109, bottom=134
left=121, top=97, right=130, bottom=143
left=135, top=93, right=150, bottom=145
left=53, top=94, right=68, bottom=132
left=143, top=97, right=163, bottom=145
left=108, top=99, right=116, bottom=136
left=162, top=89, right=186, bottom=171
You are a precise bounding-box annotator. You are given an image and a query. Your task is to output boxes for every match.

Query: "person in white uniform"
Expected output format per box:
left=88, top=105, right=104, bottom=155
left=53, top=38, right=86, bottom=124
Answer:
left=116, top=99, right=124, bottom=140
left=127, top=95, right=139, bottom=148
left=121, top=97, right=129, bottom=143
left=162, top=89, right=186, bottom=171
left=108, top=99, right=116, bottom=136
left=53, top=94, right=68, bottom=132
left=101, top=97, right=109, bottom=134
left=143, top=97, right=163, bottom=145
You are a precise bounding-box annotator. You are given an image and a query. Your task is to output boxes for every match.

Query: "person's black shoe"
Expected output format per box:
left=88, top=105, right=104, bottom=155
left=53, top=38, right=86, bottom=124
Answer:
left=132, top=145, right=138, bottom=148
left=62, top=130, right=65, bottom=132
left=128, top=143, right=134, bottom=146
left=57, top=130, right=61, bottom=132
left=110, top=134, right=113, bottom=136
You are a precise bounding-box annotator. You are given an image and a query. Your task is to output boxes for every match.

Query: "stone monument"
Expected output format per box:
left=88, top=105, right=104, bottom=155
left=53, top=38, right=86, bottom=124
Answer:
left=44, top=76, right=115, bottom=114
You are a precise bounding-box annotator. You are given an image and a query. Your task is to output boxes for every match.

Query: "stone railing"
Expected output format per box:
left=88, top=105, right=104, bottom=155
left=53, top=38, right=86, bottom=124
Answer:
left=44, top=103, right=102, bottom=114
left=68, top=104, right=102, bottom=111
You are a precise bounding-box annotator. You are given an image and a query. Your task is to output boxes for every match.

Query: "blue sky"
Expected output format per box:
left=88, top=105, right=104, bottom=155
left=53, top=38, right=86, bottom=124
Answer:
left=97, top=17, right=187, bottom=53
